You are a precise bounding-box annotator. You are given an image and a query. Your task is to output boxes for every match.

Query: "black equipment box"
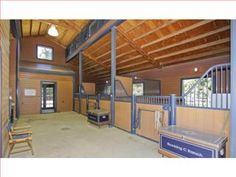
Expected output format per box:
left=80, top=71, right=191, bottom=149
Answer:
left=87, top=109, right=110, bottom=127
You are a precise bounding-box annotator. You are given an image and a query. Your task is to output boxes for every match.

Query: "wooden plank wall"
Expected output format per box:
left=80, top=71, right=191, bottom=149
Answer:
left=0, top=20, right=10, bottom=157
left=83, top=82, right=96, bottom=95
left=176, top=107, right=230, bottom=157
left=115, top=101, right=131, bottom=132
left=136, top=103, right=168, bottom=142
left=116, top=76, right=133, bottom=96
left=19, top=72, right=73, bottom=115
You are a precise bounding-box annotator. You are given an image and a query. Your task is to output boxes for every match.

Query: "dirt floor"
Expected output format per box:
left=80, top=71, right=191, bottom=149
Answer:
left=10, top=111, right=162, bottom=158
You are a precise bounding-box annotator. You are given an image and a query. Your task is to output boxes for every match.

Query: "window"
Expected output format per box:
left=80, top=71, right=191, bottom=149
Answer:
left=181, top=78, right=199, bottom=96
left=181, top=77, right=212, bottom=106
left=104, top=85, right=111, bottom=95
left=133, top=83, right=144, bottom=96
left=37, top=45, right=53, bottom=60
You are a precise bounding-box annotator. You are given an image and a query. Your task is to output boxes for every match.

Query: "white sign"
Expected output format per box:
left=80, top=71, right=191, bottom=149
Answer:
left=24, top=89, right=36, bottom=96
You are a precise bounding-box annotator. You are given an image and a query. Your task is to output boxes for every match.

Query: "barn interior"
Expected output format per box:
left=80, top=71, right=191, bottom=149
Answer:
left=0, top=19, right=235, bottom=158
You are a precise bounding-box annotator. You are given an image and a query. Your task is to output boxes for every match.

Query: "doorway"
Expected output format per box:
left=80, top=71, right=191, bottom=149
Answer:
left=41, top=81, right=56, bottom=113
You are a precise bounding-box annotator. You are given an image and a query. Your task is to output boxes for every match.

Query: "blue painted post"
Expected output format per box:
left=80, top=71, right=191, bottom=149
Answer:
left=169, top=94, right=176, bottom=126
left=230, top=20, right=236, bottom=158
left=110, top=27, right=116, bottom=127
left=79, top=52, right=83, bottom=113
left=131, top=95, right=136, bottom=134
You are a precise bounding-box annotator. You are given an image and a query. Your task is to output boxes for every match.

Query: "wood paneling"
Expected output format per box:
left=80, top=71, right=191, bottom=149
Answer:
left=136, top=104, right=168, bottom=142
left=57, top=81, right=73, bottom=112
left=116, top=76, right=133, bottom=96
left=19, top=72, right=73, bottom=115
left=115, top=101, right=131, bottom=132
left=83, top=82, right=96, bottom=95
left=176, top=107, right=230, bottom=157
left=0, top=20, right=10, bottom=157
left=100, top=100, right=110, bottom=112
left=21, top=36, right=77, bottom=70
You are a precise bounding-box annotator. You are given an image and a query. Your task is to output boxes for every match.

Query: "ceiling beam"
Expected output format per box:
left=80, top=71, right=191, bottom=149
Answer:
left=161, top=47, right=230, bottom=65
left=133, top=20, right=177, bottom=41
left=39, top=20, right=82, bottom=31
left=149, top=25, right=229, bottom=55
left=82, top=52, right=109, bottom=71
left=116, top=28, right=160, bottom=67
left=142, top=20, right=213, bottom=49
left=154, top=37, right=230, bottom=61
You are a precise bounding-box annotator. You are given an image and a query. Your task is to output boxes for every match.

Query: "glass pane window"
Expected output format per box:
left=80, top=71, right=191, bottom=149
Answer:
left=37, top=45, right=53, bottom=60
left=133, top=83, right=144, bottom=96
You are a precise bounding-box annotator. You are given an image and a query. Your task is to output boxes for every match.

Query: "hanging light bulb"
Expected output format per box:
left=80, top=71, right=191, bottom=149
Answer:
left=48, top=25, right=59, bottom=37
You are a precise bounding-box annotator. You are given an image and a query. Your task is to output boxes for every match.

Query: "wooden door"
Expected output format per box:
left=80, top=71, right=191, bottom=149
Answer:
left=57, top=81, right=73, bottom=112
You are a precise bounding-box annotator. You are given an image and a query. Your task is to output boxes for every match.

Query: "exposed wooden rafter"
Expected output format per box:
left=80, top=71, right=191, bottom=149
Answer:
left=116, top=28, right=160, bottom=67
left=39, top=20, right=83, bottom=31
left=142, top=20, right=213, bottom=49
left=82, top=52, right=109, bottom=71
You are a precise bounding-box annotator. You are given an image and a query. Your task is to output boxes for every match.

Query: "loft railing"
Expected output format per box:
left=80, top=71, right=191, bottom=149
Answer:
left=182, top=63, right=231, bottom=109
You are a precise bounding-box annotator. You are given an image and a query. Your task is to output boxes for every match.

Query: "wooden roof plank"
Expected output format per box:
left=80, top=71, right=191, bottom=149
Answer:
left=116, top=28, right=159, bottom=67
left=154, top=37, right=229, bottom=61
left=142, top=20, right=213, bottom=49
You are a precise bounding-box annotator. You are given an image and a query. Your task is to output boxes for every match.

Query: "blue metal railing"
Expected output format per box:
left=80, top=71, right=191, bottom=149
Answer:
left=136, top=96, right=170, bottom=105
left=182, top=63, right=230, bottom=110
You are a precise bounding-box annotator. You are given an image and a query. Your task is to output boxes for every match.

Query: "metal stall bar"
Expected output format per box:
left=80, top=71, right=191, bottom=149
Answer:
left=230, top=20, right=236, bottom=157
left=169, top=94, right=176, bottom=126
left=79, top=52, right=83, bottom=113
left=131, top=95, right=136, bottom=134
left=110, top=27, right=116, bottom=127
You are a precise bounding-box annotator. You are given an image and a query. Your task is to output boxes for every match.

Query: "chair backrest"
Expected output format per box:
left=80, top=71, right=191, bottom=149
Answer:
left=7, top=122, right=13, bottom=140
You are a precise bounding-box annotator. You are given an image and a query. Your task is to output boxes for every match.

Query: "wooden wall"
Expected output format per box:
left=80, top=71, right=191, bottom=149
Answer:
left=21, top=36, right=77, bottom=71
left=176, top=107, right=230, bottom=157
left=0, top=20, right=10, bottom=157
left=116, top=75, right=133, bottom=96
left=19, top=72, right=73, bottom=115
left=127, top=56, right=229, bottom=96
left=115, top=101, right=131, bottom=132
left=83, top=82, right=96, bottom=95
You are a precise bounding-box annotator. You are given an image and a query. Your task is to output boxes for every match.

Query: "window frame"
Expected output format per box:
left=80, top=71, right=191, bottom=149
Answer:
left=180, top=77, right=200, bottom=96
left=36, top=44, right=54, bottom=61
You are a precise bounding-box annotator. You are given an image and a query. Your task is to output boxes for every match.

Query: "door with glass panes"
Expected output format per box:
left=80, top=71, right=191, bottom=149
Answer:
left=41, top=82, right=56, bottom=113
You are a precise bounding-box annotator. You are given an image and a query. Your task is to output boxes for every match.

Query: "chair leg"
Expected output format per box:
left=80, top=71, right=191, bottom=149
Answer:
left=8, top=143, right=15, bottom=157
left=27, top=141, right=34, bottom=155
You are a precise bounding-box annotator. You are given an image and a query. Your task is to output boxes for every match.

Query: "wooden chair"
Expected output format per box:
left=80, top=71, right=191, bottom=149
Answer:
left=7, top=122, right=34, bottom=157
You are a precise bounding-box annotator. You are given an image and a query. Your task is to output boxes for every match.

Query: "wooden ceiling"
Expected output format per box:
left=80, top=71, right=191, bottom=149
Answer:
left=21, top=20, right=90, bottom=47
left=82, top=20, right=230, bottom=83
left=21, top=20, right=230, bottom=83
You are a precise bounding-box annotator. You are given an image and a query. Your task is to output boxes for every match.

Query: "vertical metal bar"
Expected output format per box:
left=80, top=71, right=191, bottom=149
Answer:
left=169, top=94, right=176, bottom=126
left=131, top=95, right=136, bottom=134
left=207, top=73, right=209, bottom=108
left=110, top=27, right=116, bottom=127
left=211, top=69, right=213, bottom=108
left=216, top=66, right=218, bottom=108
left=226, top=65, right=229, bottom=109
left=221, top=66, right=223, bottom=109
left=230, top=20, right=236, bottom=157
left=0, top=47, right=2, bottom=157
left=79, top=52, right=83, bottom=113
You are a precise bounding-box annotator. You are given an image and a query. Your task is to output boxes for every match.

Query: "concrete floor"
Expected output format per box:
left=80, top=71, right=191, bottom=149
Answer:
left=11, top=112, right=162, bottom=158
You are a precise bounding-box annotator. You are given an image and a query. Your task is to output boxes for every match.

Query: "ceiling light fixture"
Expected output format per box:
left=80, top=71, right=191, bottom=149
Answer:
left=48, top=25, right=59, bottom=37
left=194, top=67, right=199, bottom=72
